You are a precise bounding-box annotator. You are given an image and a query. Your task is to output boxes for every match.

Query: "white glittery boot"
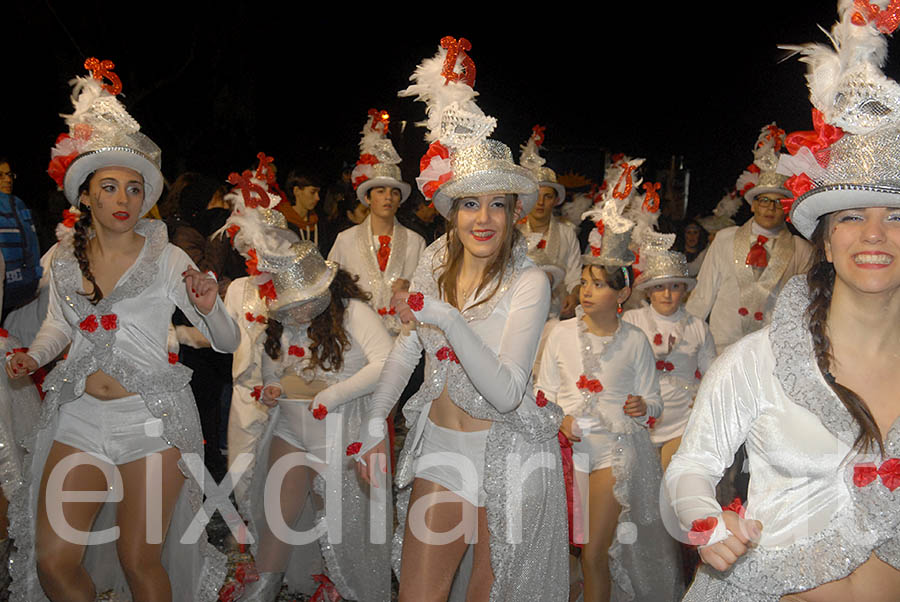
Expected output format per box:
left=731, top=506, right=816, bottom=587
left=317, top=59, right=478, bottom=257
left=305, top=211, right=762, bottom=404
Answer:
left=239, top=571, right=283, bottom=602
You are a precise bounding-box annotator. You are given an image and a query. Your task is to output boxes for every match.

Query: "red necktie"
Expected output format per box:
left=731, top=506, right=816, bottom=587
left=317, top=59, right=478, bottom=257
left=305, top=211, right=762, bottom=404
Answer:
left=377, top=236, right=391, bottom=272
left=746, top=235, right=768, bottom=268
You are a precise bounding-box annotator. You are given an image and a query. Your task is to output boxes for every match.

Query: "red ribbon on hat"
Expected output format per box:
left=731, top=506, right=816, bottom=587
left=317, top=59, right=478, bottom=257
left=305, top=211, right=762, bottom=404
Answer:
left=228, top=170, right=272, bottom=209
left=532, top=124, right=546, bottom=146
left=785, top=109, right=845, bottom=165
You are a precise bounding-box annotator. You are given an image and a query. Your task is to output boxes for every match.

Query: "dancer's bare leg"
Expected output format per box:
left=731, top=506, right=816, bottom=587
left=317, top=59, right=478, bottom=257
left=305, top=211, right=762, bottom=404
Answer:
left=35, top=442, right=110, bottom=602
left=581, top=467, right=620, bottom=602
left=116, top=446, right=185, bottom=602
left=659, top=436, right=682, bottom=472
left=399, top=478, right=478, bottom=602
left=253, top=436, right=313, bottom=573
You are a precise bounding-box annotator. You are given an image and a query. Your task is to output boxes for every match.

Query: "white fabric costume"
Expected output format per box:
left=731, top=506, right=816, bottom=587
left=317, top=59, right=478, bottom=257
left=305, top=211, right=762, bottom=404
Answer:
left=0, top=332, right=41, bottom=502
left=517, top=216, right=582, bottom=317
left=10, top=219, right=240, bottom=601
left=223, top=276, right=270, bottom=501
left=327, top=215, right=425, bottom=336
left=685, top=221, right=812, bottom=354
left=622, top=305, right=716, bottom=445
left=358, top=237, right=569, bottom=601
left=666, top=276, right=900, bottom=600
left=240, top=298, right=392, bottom=602
left=535, top=312, right=682, bottom=601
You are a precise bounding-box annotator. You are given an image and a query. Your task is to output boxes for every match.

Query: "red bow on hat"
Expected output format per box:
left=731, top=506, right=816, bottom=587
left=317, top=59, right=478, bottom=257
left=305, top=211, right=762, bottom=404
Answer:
left=785, top=109, right=845, bottom=166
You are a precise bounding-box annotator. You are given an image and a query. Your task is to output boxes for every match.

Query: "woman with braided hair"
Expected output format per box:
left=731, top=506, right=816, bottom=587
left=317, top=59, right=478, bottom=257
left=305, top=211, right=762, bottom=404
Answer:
left=665, top=5, right=900, bottom=597
left=5, top=63, right=239, bottom=601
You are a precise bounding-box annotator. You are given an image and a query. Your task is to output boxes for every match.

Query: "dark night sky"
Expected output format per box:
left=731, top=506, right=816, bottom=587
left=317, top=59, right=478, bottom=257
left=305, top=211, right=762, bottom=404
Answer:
left=6, top=2, right=891, bottom=231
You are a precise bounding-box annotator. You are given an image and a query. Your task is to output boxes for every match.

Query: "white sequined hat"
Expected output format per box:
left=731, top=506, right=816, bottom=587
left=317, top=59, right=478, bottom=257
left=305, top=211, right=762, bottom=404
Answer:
left=519, top=125, right=566, bottom=206
left=399, top=36, right=537, bottom=218
left=49, top=58, right=163, bottom=216
left=736, top=123, right=791, bottom=203
left=777, top=1, right=900, bottom=238
left=351, top=109, right=412, bottom=205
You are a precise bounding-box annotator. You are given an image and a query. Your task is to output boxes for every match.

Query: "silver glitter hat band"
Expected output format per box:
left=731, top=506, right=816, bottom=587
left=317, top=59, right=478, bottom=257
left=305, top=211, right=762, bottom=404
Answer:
left=789, top=128, right=900, bottom=237
left=264, top=241, right=339, bottom=314
left=63, top=144, right=164, bottom=216
left=432, top=139, right=539, bottom=218
left=633, top=250, right=696, bottom=291
left=582, top=227, right=636, bottom=267
left=744, top=170, right=791, bottom=203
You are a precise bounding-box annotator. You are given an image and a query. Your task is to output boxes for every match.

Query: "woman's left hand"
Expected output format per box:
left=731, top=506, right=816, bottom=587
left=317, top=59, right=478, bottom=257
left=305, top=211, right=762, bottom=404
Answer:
left=623, top=394, right=647, bottom=417
left=182, top=267, right=217, bottom=315
left=390, top=290, right=417, bottom=325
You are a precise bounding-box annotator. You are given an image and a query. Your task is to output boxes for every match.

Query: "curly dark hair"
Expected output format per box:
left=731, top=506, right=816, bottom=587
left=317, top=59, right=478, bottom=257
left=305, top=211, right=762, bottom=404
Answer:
left=264, top=268, right=371, bottom=373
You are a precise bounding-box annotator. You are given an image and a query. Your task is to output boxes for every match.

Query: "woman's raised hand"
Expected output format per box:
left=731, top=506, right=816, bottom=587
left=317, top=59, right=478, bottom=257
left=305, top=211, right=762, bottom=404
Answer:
left=182, top=267, right=218, bottom=315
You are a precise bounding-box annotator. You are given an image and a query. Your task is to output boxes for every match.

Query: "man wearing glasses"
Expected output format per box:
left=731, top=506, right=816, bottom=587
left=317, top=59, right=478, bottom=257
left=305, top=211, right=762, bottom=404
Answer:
left=686, top=124, right=813, bottom=354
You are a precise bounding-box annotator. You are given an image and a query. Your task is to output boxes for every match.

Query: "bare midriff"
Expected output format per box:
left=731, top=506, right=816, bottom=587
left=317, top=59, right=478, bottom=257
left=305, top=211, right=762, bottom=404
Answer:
left=427, top=384, right=492, bottom=432
left=280, top=374, right=329, bottom=399
left=85, top=370, right=136, bottom=400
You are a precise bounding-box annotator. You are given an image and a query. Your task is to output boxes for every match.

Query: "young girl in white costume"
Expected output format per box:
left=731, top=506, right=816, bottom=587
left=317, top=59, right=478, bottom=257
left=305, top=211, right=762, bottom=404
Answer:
left=623, top=239, right=715, bottom=470
left=5, top=60, right=240, bottom=601
left=536, top=167, right=682, bottom=602
left=356, top=38, right=569, bottom=601
left=666, top=4, right=900, bottom=600
left=238, top=240, right=392, bottom=602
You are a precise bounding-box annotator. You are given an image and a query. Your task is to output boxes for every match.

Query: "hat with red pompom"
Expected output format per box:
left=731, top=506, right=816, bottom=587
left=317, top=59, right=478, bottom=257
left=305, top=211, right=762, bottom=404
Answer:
left=350, top=109, right=411, bottom=205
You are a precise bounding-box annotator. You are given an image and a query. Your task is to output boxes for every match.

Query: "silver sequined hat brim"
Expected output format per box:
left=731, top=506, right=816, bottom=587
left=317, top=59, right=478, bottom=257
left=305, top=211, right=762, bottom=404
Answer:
left=269, top=259, right=338, bottom=314
left=538, top=181, right=567, bottom=207
left=64, top=146, right=164, bottom=216
left=744, top=185, right=791, bottom=203
left=634, top=274, right=696, bottom=292
left=790, top=184, right=900, bottom=238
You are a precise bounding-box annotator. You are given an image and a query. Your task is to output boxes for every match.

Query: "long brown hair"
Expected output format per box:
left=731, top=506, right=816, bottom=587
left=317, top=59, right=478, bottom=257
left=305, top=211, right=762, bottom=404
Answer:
left=73, top=175, right=103, bottom=305
left=264, top=269, right=371, bottom=373
left=437, top=193, right=522, bottom=311
left=807, top=218, right=884, bottom=455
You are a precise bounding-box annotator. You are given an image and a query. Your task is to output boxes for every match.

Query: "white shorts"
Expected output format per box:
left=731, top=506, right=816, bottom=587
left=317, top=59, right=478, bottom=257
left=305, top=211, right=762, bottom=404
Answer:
left=414, top=419, right=489, bottom=507
left=571, top=430, right=618, bottom=473
left=55, top=393, right=172, bottom=465
left=271, top=399, right=329, bottom=461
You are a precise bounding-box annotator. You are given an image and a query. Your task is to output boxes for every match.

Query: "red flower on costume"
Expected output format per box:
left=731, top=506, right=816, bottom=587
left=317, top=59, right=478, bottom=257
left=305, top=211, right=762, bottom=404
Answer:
left=288, top=345, right=305, bottom=358
left=250, top=386, right=263, bottom=401
left=738, top=307, right=749, bottom=316
left=346, top=442, right=362, bottom=456
left=0, top=328, right=7, bottom=338
left=407, top=292, right=424, bottom=311
left=646, top=416, right=656, bottom=429
left=312, top=404, right=328, bottom=420
left=436, top=346, right=460, bottom=364
left=754, top=312, right=764, bottom=321
left=879, top=458, right=900, bottom=491
left=80, top=315, right=98, bottom=333
left=687, top=517, right=718, bottom=546
left=653, top=333, right=663, bottom=346
left=695, top=369, right=702, bottom=380
left=536, top=239, right=547, bottom=250
left=245, top=312, right=266, bottom=324
left=62, top=209, right=79, bottom=228
left=257, top=280, right=277, bottom=303
left=656, top=360, right=674, bottom=372
left=536, top=390, right=549, bottom=407
left=168, top=352, right=178, bottom=365
left=377, top=236, right=391, bottom=272
left=377, top=307, right=397, bottom=316
left=100, top=314, right=117, bottom=331
left=245, top=249, right=261, bottom=276
left=722, top=497, right=747, bottom=518
left=576, top=374, right=603, bottom=393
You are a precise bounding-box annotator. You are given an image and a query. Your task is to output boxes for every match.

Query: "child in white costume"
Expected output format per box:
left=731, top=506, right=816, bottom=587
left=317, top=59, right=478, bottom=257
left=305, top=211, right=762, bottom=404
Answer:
left=5, top=59, right=240, bottom=601
left=239, top=242, right=392, bottom=602
left=623, top=238, right=715, bottom=470
left=356, top=38, right=569, bottom=601
left=536, top=169, right=682, bottom=601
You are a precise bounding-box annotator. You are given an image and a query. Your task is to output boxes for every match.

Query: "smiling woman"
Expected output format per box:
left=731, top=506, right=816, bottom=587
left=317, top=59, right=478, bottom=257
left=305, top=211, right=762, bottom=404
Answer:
left=665, top=3, right=900, bottom=599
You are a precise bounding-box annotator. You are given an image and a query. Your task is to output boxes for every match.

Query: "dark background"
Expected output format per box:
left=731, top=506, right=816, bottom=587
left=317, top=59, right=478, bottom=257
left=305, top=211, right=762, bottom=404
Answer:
left=5, top=2, right=890, bottom=232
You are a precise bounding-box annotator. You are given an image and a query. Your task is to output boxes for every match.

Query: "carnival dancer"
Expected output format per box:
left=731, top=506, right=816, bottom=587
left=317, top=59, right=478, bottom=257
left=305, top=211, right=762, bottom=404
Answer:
left=517, top=125, right=581, bottom=319
left=328, top=109, right=426, bottom=337
left=218, top=153, right=300, bottom=502
left=355, top=38, right=569, bottom=600
left=536, top=162, right=682, bottom=602
left=237, top=239, right=392, bottom=602
left=686, top=123, right=813, bottom=354
left=4, top=59, right=240, bottom=601
left=622, top=234, right=715, bottom=470
left=666, top=4, right=900, bottom=599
